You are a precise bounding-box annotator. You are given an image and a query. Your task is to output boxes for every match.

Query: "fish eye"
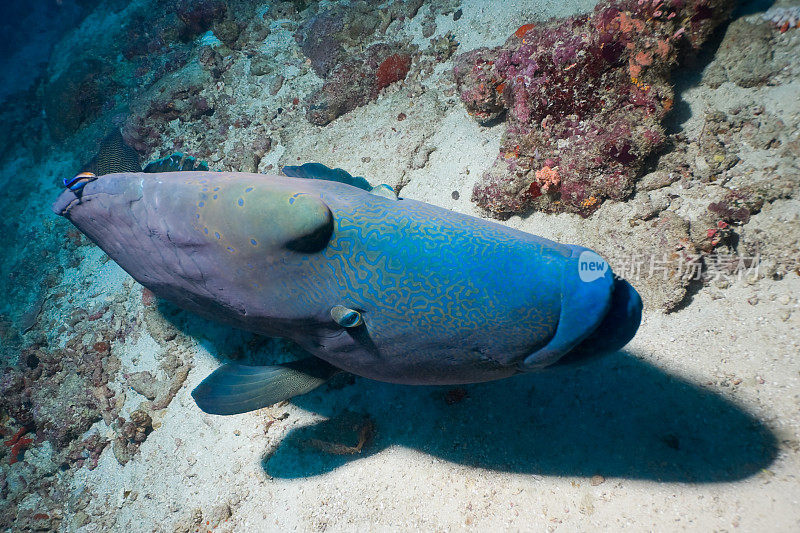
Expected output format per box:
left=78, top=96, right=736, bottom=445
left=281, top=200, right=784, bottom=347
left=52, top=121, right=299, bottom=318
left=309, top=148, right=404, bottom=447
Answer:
left=341, top=311, right=361, bottom=327
left=330, top=305, right=364, bottom=328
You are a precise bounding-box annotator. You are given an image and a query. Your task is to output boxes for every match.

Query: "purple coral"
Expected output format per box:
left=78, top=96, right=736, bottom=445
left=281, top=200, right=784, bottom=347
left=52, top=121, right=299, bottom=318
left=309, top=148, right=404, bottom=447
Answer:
left=454, top=0, right=734, bottom=218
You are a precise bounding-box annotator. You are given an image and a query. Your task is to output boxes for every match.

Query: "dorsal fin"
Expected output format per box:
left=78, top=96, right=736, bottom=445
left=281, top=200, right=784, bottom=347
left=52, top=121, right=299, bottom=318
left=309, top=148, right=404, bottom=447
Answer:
left=282, top=162, right=373, bottom=191
left=143, top=152, right=209, bottom=173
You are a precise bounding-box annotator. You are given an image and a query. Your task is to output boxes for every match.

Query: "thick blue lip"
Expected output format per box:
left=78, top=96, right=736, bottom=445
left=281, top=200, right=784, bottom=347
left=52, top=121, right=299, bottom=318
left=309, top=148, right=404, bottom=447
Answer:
left=553, top=277, right=643, bottom=366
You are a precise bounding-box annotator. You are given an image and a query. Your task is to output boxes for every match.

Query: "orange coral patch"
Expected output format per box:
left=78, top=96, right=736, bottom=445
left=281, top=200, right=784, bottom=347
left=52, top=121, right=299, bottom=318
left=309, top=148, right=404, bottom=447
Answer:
left=515, top=23, right=536, bottom=38
left=535, top=166, right=560, bottom=192
left=581, top=196, right=600, bottom=208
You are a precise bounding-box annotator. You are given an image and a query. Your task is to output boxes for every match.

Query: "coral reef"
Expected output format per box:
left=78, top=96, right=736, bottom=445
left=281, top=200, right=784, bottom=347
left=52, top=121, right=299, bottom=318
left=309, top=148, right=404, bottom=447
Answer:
left=591, top=205, right=702, bottom=311
left=175, top=0, right=227, bottom=41
left=123, top=63, right=214, bottom=158
left=0, top=334, right=118, bottom=461
left=37, top=0, right=251, bottom=145
left=44, top=59, right=117, bottom=141
left=623, top=98, right=800, bottom=305
left=0, top=272, right=196, bottom=528
left=293, top=0, right=418, bottom=78
left=295, top=8, right=350, bottom=78
left=454, top=0, right=734, bottom=218
left=293, top=2, right=422, bottom=125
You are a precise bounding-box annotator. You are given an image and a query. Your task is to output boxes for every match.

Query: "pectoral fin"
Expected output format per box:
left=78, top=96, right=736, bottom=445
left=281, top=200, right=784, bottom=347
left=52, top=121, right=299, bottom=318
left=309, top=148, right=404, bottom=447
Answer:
left=330, top=305, right=364, bottom=327
left=192, top=357, right=342, bottom=415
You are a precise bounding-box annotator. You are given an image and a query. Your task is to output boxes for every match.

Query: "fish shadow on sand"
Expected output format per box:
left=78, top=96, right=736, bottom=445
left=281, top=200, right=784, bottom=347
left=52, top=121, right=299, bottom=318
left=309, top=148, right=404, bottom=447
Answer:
left=266, top=352, right=777, bottom=482
left=161, top=303, right=777, bottom=483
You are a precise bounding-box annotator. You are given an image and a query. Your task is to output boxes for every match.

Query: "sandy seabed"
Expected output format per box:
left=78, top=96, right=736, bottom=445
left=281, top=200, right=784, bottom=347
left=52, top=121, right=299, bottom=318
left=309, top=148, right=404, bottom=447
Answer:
left=1, top=0, right=799, bottom=531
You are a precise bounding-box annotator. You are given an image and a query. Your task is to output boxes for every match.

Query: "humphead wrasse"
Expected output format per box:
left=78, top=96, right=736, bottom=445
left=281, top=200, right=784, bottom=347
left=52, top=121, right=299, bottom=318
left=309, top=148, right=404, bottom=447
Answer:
left=53, top=133, right=642, bottom=415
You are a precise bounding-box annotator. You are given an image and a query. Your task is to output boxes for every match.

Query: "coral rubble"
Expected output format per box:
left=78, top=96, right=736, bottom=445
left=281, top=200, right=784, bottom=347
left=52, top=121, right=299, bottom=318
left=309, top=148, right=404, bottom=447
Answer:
left=306, top=44, right=415, bottom=126
left=454, top=0, right=735, bottom=218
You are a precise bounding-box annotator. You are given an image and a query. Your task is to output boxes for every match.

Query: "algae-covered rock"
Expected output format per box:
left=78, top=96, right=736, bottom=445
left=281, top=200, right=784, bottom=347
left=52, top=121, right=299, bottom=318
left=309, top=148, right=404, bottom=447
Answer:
left=31, top=372, right=102, bottom=447
left=454, top=0, right=735, bottom=218
left=306, top=44, right=415, bottom=126
left=703, top=18, right=782, bottom=89
left=593, top=209, right=700, bottom=311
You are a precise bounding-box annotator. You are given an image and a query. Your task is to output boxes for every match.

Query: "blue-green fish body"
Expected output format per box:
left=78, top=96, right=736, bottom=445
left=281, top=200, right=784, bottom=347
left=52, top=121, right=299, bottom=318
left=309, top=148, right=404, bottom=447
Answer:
left=54, top=162, right=641, bottom=414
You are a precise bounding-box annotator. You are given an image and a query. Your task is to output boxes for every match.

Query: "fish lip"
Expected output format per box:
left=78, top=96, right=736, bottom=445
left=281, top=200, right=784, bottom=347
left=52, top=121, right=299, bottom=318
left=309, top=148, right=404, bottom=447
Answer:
left=52, top=188, right=81, bottom=217
left=52, top=178, right=106, bottom=217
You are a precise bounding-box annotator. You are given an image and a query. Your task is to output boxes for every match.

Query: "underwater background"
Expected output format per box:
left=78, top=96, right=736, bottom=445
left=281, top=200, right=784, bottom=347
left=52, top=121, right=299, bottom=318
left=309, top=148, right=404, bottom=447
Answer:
left=0, top=0, right=799, bottom=530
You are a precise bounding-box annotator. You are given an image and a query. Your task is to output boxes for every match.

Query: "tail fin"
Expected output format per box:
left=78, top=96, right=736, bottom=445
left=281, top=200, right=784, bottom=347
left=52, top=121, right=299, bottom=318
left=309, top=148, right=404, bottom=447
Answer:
left=556, top=277, right=643, bottom=366
left=191, top=357, right=342, bottom=415
left=81, top=129, right=142, bottom=175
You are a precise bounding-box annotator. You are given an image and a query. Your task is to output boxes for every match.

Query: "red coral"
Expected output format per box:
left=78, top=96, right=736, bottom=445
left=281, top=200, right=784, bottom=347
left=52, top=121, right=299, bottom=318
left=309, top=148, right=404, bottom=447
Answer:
left=93, top=341, right=110, bottom=354
left=5, top=426, right=33, bottom=465
left=375, top=54, right=411, bottom=92
left=514, top=23, right=537, bottom=38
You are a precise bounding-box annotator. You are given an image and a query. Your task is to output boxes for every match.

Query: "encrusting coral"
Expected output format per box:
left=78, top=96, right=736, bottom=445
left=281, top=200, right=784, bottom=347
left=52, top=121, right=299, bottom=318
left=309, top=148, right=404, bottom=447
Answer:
left=454, top=0, right=735, bottom=218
